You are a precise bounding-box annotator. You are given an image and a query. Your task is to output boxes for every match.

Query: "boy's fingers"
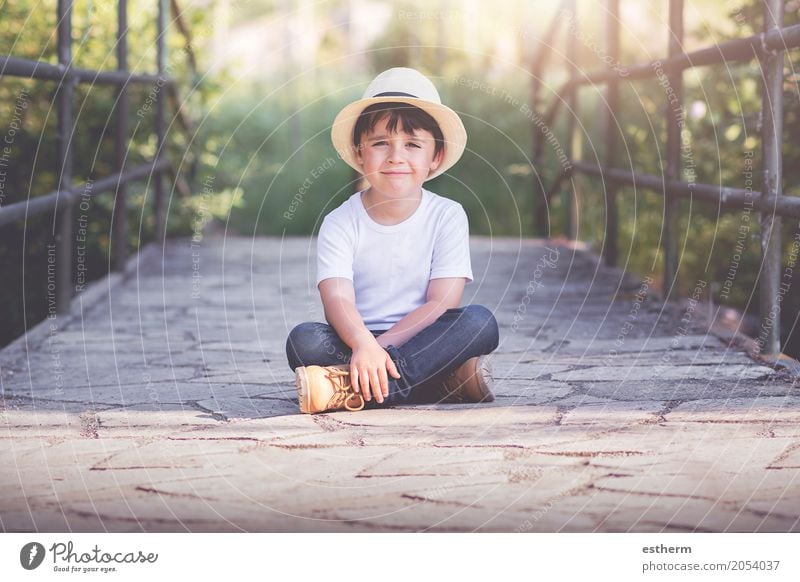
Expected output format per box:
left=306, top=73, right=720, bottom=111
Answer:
left=350, top=366, right=360, bottom=394
left=388, top=359, right=401, bottom=379
left=379, top=368, right=389, bottom=398
left=358, top=366, right=371, bottom=400
left=368, top=369, right=383, bottom=403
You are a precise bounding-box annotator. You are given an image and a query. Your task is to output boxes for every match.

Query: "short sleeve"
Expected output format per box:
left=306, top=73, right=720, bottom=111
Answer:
left=430, top=205, right=473, bottom=282
left=316, top=214, right=354, bottom=286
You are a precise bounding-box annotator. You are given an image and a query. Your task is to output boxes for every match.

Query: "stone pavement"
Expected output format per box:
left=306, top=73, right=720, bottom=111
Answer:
left=1, top=235, right=798, bottom=532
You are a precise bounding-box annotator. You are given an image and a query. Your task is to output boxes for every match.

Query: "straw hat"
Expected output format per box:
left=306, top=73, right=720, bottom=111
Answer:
left=331, top=68, right=467, bottom=181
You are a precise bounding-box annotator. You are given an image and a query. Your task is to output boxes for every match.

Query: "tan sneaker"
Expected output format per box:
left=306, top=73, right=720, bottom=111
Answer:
left=296, top=364, right=365, bottom=414
left=440, top=356, right=495, bottom=403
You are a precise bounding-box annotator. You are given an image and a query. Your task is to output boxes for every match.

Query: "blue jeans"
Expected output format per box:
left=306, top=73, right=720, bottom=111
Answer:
left=285, top=305, right=500, bottom=406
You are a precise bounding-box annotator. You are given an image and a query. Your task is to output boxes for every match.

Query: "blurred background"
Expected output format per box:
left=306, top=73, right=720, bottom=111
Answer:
left=1, top=0, right=798, bottom=357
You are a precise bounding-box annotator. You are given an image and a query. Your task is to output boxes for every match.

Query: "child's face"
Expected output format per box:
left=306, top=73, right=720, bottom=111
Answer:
left=355, top=116, right=442, bottom=198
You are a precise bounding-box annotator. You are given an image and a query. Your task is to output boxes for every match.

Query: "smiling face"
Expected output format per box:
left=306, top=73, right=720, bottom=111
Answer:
left=355, top=117, right=442, bottom=199
left=353, top=104, right=444, bottom=200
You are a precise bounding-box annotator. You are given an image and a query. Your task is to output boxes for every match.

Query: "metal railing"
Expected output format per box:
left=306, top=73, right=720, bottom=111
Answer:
left=0, top=0, right=192, bottom=315
left=531, top=0, right=799, bottom=357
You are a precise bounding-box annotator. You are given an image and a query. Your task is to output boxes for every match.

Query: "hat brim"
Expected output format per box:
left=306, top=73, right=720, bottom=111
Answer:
left=331, top=97, right=467, bottom=182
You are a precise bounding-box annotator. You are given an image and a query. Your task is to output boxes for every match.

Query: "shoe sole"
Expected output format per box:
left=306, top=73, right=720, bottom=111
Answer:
left=476, top=356, right=495, bottom=403
left=444, top=356, right=495, bottom=404
left=296, top=367, right=311, bottom=414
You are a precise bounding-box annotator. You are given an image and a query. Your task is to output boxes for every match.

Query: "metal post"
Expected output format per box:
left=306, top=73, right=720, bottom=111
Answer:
left=664, top=0, right=683, bottom=300
left=531, top=53, right=546, bottom=237
left=112, top=0, right=129, bottom=271
left=759, top=0, right=785, bottom=357
left=603, top=0, right=619, bottom=267
left=55, top=0, right=74, bottom=314
left=530, top=1, right=567, bottom=237
left=154, top=0, right=167, bottom=244
left=564, top=0, right=578, bottom=240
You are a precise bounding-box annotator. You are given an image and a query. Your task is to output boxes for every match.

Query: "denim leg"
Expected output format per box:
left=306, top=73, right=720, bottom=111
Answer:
left=286, top=306, right=500, bottom=408
left=384, top=304, right=500, bottom=405
left=286, top=323, right=404, bottom=406
left=285, top=322, right=353, bottom=371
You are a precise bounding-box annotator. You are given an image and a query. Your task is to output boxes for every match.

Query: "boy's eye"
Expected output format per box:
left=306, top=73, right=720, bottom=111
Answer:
left=369, top=140, right=421, bottom=148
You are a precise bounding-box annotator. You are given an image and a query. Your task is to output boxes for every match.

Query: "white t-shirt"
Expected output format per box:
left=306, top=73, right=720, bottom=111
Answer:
left=316, top=188, right=473, bottom=331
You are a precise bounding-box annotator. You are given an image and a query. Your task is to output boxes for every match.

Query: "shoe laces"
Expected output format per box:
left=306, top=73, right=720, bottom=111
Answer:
left=439, top=369, right=465, bottom=403
left=325, top=367, right=365, bottom=411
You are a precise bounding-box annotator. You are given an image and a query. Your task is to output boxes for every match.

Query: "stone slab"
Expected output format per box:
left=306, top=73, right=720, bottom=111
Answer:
left=1, top=236, right=796, bottom=533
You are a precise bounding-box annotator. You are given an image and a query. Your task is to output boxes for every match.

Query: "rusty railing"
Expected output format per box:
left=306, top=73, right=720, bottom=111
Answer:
left=0, top=0, right=193, bottom=315
left=531, top=0, right=799, bottom=357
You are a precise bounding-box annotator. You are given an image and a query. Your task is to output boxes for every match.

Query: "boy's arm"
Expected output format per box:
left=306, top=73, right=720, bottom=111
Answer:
left=375, top=277, right=466, bottom=349
left=318, top=277, right=375, bottom=349
left=318, top=278, right=400, bottom=403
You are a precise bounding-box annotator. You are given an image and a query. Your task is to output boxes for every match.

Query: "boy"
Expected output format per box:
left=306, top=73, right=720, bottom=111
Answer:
left=286, top=67, right=499, bottom=414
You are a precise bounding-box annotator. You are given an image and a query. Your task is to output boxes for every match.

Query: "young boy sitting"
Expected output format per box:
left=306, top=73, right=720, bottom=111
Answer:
left=286, top=67, right=499, bottom=414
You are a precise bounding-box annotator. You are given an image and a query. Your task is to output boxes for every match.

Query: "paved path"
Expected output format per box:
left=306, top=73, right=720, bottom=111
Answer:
left=1, top=235, right=798, bottom=532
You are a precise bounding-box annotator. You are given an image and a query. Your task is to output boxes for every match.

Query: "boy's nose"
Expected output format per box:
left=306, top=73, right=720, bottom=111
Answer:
left=387, top=143, right=406, bottom=161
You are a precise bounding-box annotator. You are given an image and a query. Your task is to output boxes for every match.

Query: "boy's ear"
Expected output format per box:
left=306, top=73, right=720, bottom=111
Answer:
left=430, top=148, right=444, bottom=171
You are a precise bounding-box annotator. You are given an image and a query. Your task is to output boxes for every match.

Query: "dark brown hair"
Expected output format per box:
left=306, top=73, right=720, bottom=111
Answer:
left=353, top=102, right=444, bottom=159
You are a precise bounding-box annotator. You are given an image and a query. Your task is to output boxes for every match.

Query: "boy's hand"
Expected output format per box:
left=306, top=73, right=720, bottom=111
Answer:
left=350, top=338, right=401, bottom=404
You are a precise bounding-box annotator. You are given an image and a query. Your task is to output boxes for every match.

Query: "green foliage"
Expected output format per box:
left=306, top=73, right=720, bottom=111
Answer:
left=0, top=0, right=218, bottom=347
left=565, top=0, right=800, bottom=355
left=2, top=0, right=798, bottom=358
